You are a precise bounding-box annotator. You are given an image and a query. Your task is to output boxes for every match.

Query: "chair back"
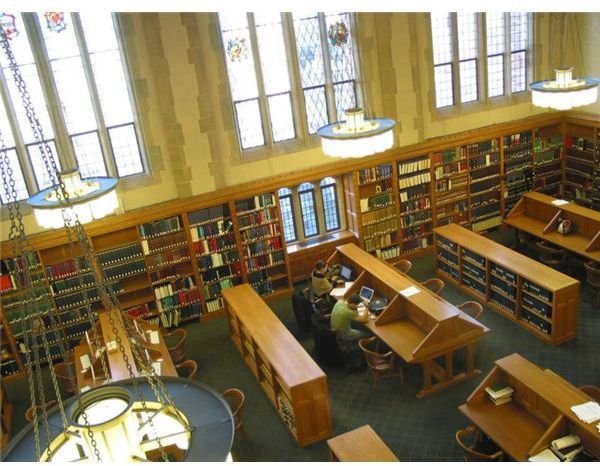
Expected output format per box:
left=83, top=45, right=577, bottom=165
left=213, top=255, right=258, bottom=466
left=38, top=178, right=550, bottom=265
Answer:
left=358, top=336, right=403, bottom=387
left=165, top=328, right=187, bottom=364
left=584, top=261, right=600, bottom=287
left=54, top=362, right=77, bottom=395
left=222, top=388, right=245, bottom=432
left=536, top=241, right=567, bottom=267
left=392, top=259, right=413, bottom=274
left=176, top=359, right=198, bottom=379
left=458, top=301, right=484, bottom=320
left=421, top=278, right=445, bottom=295
left=455, top=425, right=504, bottom=461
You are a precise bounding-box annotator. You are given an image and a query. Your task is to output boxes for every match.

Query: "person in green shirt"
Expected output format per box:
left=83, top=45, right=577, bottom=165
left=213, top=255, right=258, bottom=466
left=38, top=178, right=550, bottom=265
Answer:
left=330, top=294, right=370, bottom=371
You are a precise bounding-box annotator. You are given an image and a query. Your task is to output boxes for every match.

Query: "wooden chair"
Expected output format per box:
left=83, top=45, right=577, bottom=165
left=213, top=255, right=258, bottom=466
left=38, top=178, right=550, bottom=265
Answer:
left=579, top=385, right=600, bottom=402
left=175, top=359, right=198, bottom=379
left=583, top=261, right=600, bottom=307
left=420, top=278, right=445, bottom=295
left=455, top=425, right=504, bottom=461
left=457, top=301, right=484, bottom=320
left=164, top=328, right=187, bottom=364
left=391, top=259, right=412, bottom=274
left=536, top=241, right=568, bottom=272
left=358, top=336, right=403, bottom=388
left=25, top=400, right=58, bottom=423
left=54, top=362, right=77, bottom=396
left=222, top=388, right=245, bottom=435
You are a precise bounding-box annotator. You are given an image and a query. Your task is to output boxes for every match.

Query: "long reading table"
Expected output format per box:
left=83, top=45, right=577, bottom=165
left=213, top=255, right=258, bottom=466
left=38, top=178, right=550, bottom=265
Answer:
left=73, top=310, right=177, bottom=391
left=459, top=353, right=600, bottom=461
left=328, top=243, right=489, bottom=398
left=504, top=191, right=600, bottom=262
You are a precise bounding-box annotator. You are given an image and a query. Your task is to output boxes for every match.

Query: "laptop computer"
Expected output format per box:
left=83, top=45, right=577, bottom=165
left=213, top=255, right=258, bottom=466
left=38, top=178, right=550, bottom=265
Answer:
left=359, top=285, right=375, bottom=305
left=340, top=265, right=352, bottom=282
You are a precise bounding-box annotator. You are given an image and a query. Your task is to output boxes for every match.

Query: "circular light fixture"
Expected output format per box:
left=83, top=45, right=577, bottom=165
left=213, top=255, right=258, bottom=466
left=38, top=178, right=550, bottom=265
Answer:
left=530, top=68, right=600, bottom=111
left=317, top=107, right=395, bottom=158
left=27, top=169, right=119, bottom=229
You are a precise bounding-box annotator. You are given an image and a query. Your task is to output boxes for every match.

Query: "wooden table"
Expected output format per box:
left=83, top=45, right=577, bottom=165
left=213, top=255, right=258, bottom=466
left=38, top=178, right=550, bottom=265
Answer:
left=504, top=191, right=600, bottom=262
left=327, top=424, right=399, bottom=462
left=73, top=310, right=177, bottom=391
left=328, top=244, right=489, bottom=398
left=458, top=353, right=600, bottom=461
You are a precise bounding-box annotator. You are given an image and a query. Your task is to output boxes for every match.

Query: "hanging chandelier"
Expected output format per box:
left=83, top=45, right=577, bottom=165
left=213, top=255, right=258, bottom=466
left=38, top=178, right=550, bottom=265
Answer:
left=0, top=15, right=233, bottom=462
left=27, top=169, right=119, bottom=229
left=529, top=14, right=599, bottom=111
left=317, top=107, right=396, bottom=158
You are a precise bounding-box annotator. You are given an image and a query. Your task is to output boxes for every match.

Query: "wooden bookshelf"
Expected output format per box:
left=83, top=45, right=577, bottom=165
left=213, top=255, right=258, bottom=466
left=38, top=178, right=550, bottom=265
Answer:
left=502, top=130, right=534, bottom=216
left=459, top=353, right=600, bottom=461
left=563, top=122, right=598, bottom=207
left=533, top=124, right=563, bottom=198
left=434, top=223, right=580, bottom=345
left=222, top=284, right=332, bottom=446
left=432, top=148, right=469, bottom=228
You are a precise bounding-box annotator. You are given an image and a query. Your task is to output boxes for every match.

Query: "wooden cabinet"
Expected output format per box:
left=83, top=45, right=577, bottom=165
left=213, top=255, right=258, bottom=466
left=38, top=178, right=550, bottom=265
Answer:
left=222, top=284, right=332, bottom=446
left=434, top=223, right=580, bottom=345
left=459, top=353, right=600, bottom=461
left=327, top=425, right=399, bottom=462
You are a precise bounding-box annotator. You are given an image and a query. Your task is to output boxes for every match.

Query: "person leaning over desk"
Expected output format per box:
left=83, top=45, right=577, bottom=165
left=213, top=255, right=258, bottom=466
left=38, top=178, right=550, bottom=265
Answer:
left=330, top=294, right=371, bottom=371
left=311, top=260, right=342, bottom=299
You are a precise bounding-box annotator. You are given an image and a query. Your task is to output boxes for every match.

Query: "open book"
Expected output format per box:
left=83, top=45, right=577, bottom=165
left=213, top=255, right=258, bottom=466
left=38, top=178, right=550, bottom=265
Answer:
left=550, top=434, right=584, bottom=462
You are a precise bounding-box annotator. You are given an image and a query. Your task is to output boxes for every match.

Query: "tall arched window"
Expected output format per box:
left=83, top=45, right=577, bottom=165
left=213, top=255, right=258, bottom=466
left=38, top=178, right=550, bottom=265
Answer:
left=320, top=177, right=340, bottom=231
left=298, top=182, right=319, bottom=237
left=277, top=187, right=296, bottom=242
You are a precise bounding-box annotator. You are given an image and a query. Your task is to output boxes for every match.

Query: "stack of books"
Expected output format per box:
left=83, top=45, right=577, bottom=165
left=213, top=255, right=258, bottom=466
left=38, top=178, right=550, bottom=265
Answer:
left=485, top=383, right=514, bottom=406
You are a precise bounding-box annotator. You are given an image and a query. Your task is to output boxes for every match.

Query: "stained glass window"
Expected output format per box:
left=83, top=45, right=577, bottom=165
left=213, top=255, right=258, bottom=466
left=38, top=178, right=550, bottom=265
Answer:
left=0, top=12, right=145, bottom=204
left=220, top=12, right=360, bottom=150
left=431, top=13, right=531, bottom=109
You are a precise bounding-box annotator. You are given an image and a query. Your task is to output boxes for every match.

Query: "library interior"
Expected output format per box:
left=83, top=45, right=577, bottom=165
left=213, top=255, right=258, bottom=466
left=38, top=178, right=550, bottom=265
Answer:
left=1, top=9, right=600, bottom=463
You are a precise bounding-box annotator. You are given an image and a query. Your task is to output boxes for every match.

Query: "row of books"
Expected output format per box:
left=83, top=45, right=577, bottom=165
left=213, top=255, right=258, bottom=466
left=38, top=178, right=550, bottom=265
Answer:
left=357, top=164, right=393, bottom=184
left=398, top=157, right=430, bottom=174
left=104, top=259, right=146, bottom=281
left=533, top=136, right=562, bottom=153
left=375, top=245, right=400, bottom=260
left=398, top=184, right=430, bottom=202
left=437, top=249, right=458, bottom=266
left=363, top=218, right=398, bottom=239
left=240, top=222, right=281, bottom=243
left=400, top=196, right=431, bottom=213
left=462, top=249, right=485, bottom=268
left=203, top=278, right=238, bottom=300
left=190, top=219, right=233, bottom=240
left=503, top=147, right=532, bottom=162
left=490, top=290, right=516, bottom=314
left=192, top=235, right=237, bottom=256
left=97, top=243, right=144, bottom=266
left=238, top=206, right=278, bottom=228
left=234, top=194, right=275, bottom=213
left=361, top=205, right=396, bottom=226
left=503, top=131, right=532, bottom=148
left=188, top=205, right=229, bottom=226
left=400, top=211, right=431, bottom=228
left=433, top=161, right=468, bottom=180
left=0, top=274, right=16, bottom=293
left=359, top=192, right=394, bottom=213
left=244, top=237, right=283, bottom=257
left=398, top=171, right=431, bottom=189
left=45, top=257, right=90, bottom=280
left=145, top=248, right=191, bottom=271
left=153, top=283, right=202, bottom=312
left=364, top=233, right=395, bottom=253
left=201, top=263, right=242, bottom=284
left=401, top=223, right=432, bottom=241
left=521, top=309, right=551, bottom=334
left=432, top=149, right=461, bottom=166
left=471, top=215, right=502, bottom=233
left=0, top=359, right=20, bottom=377
left=401, top=236, right=431, bottom=252
left=462, top=261, right=486, bottom=282
left=469, top=152, right=500, bottom=170
left=522, top=294, right=552, bottom=318
left=462, top=274, right=486, bottom=297
left=197, top=250, right=240, bottom=271
left=461, top=139, right=499, bottom=157
left=50, top=272, right=95, bottom=295
left=205, top=297, right=224, bottom=313
left=0, top=252, right=40, bottom=275
left=522, top=280, right=552, bottom=302
left=139, top=215, right=182, bottom=239
left=490, top=275, right=516, bottom=299
left=141, top=234, right=187, bottom=255
left=436, top=237, right=457, bottom=252
left=244, top=251, right=286, bottom=271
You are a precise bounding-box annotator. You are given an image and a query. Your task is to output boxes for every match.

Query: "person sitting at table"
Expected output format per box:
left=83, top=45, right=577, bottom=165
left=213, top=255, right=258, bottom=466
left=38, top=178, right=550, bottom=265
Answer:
left=330, top=294, right=370, bottom=371
left=311, top=260, right=342, bottom=299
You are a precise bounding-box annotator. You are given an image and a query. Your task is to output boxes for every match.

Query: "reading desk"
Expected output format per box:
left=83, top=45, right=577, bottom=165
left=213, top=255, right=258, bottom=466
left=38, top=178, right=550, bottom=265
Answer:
left=504, top=191, right=600, bottom=262
left=73, top=310, right=176, bottom=391
left=328, top=243, right=489, bottom=398
left=459, top=353, right=600, bottom=461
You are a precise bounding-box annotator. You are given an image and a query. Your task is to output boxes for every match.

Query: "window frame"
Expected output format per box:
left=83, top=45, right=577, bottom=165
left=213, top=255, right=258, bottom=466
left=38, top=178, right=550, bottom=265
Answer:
left=429, top=12, right=532, bottom=113
left=0, top=12, right=148, bottom=207
left=217, top=12, right=362, bottom=160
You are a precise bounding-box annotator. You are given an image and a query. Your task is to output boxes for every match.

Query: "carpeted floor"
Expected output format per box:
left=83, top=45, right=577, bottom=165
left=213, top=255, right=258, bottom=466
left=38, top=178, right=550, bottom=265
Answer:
left=4, top=227, right=599, bottom=461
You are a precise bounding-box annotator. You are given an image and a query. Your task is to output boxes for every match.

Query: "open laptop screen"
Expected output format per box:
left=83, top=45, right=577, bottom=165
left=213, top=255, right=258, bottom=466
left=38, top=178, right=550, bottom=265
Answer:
left=340, top=265, right=352, bottom=281
left=359, top=286, right=375, bottom=304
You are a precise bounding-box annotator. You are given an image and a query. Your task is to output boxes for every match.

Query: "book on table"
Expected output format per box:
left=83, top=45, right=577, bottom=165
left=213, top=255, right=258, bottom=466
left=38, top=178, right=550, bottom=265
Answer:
left=485, top=384, right=514, bottom=400
left=549, top=434, right=583, bottom=461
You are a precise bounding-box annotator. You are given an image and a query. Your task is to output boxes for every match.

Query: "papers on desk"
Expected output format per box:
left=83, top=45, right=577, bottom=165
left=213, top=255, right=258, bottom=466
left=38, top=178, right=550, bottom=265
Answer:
left=330, top=281, right=354, bottom=298
left=551, top=199, right=570, bottom=206
left=570, top=401, right=600, bottom=423
left=528, top=448, right=560, bottom=462
left=400, top=286, right=420, bottom=297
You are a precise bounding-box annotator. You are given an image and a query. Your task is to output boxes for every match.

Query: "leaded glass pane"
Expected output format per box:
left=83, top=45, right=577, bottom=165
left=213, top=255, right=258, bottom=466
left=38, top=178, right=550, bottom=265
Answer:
left=235, top=99, right=265, bottom=149
left=268, top=93, right=295, bottom=142
left=72, top=132, right=107, bottom=178
left=299, top=188, right=318, bottom=237
left=293, top=14, right=325, bottom=88
left=79, top=12, right=118, bottom=52
left=511, top=51, right=527, bottom=93
left=334, top=81, right=356, bottom=122
left=219, top=14, right=259, bottom=102
left=486, top=13, right=505, bottom=55
left=488, top=55, right=504, bottom=97
left=320, top=177, right=340, bottom=231
left=431, top=12, right=453, bottom=65
left=108, top=124, right=143, bottom=177
left=0, top=148, right=29, bottom=203
left=460, top=59, right=478, bottom=103
left=277, top=191, right=296, bottom=242
left=326, top=13, right=355, bottom=83
left=304, top=87, right=328, bottom=135
left=510, top=12, right=528, bottom=51
left=434, top=64, right=454, bottom=108
left=457, top=13, right=478, bottom=61
left=28, top=141, right=61, bottom=190
left=255, top=13, right=290, bottom=95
